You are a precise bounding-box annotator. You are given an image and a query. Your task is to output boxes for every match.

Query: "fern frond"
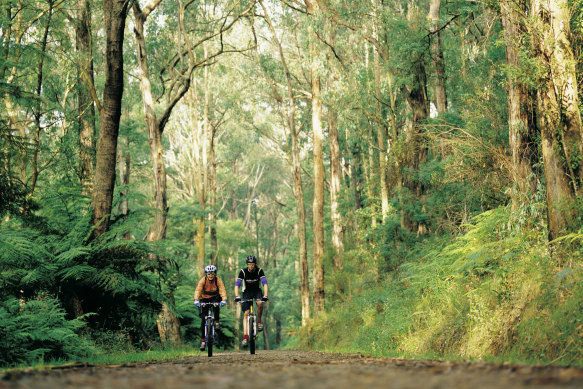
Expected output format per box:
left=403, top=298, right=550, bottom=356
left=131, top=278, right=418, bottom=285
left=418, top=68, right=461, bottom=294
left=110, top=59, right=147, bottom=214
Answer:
left=54, top=246, right=92, bottom=267
left=58, top=265, right=98, bottom=281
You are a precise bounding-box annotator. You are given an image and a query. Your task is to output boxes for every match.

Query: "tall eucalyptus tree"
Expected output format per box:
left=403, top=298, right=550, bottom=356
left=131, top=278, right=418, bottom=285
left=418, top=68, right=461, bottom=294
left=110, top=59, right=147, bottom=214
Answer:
left=76, top=0, right=96, bottom=195
left=304, top=0, right=325, bottom=315
left=91, top=0, right=130, bottom=239
left=529, top=0, right=583, bottom=240
left=1, top=0, right=57, bottom=207
left=499, top=0, right=537, bottom=202
left=428, top=0, right=447, bottom=114
left=257, top=0, right=311, bottom=325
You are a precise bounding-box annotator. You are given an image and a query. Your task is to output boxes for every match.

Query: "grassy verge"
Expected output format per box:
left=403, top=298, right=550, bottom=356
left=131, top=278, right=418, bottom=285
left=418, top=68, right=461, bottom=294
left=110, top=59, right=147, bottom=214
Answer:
left=1, top=346, right=204, bottom=373
left=86, top=346, right=203, bottom=365
left=299, top=207, right=583, bottom=367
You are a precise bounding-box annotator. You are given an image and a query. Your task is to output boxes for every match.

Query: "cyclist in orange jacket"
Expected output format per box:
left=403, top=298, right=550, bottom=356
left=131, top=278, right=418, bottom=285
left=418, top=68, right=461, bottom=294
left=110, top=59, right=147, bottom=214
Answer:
left=194, top=265, right=227, bottom=350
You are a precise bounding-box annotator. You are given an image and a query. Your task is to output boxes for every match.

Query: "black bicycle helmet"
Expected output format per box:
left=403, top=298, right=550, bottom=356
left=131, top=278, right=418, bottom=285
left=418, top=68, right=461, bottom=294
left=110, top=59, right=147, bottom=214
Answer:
left=246, top=255, right=257, bottom=264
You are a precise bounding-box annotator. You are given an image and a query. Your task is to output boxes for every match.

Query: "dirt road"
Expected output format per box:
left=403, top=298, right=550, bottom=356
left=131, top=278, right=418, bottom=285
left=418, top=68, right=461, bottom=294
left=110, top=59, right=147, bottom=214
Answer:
left=2, top=350, right=583, bottom=389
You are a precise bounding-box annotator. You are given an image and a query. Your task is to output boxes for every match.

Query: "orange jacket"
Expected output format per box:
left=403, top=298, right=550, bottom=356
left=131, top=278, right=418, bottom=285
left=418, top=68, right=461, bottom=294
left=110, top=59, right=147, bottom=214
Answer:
left=194, top=276, right=227, bottom=300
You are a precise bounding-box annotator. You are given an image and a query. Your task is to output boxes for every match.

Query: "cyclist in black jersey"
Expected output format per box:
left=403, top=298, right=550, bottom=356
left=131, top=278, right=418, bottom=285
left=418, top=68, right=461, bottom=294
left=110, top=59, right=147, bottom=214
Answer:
left=234, top=255, right=269, bottom=347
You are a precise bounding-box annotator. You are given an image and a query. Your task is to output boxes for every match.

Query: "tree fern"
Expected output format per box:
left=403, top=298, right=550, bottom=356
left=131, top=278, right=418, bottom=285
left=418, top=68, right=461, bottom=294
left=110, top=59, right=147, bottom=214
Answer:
left=0, top=298, right=94, bottom=367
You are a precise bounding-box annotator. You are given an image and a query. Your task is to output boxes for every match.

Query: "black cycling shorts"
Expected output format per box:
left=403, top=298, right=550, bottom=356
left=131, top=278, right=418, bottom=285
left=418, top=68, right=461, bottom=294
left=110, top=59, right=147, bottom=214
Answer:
left=241, top=289, right=263, bottom=312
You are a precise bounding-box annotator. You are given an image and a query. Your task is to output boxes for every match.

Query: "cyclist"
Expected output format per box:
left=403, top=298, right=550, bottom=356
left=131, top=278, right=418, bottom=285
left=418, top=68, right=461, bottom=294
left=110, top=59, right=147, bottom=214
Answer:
left=194, top=265, right=227, bottom=351
left=234, top=255, right=269, bottom=347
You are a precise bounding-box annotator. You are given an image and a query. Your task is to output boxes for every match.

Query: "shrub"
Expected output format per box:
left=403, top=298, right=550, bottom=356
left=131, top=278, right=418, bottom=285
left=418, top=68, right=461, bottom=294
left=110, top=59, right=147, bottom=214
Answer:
left=0, top=297, right=94, bottom=367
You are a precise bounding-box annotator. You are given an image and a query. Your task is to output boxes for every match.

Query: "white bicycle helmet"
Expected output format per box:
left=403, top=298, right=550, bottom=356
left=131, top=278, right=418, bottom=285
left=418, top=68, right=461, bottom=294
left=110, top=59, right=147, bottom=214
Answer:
left=205, top=265, right=217, bottom=273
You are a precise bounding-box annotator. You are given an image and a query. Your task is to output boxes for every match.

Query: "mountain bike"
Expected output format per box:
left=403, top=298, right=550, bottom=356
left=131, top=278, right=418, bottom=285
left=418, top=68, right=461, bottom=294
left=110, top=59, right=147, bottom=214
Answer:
left=200, top=302, right=220, bottom=357
left=238, top=299, right=258, bottom=354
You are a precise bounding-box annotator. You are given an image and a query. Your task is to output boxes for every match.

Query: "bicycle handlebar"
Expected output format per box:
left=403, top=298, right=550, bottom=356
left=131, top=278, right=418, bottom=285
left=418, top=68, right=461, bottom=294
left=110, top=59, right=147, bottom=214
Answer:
left=199, top=302, right=221, bottom=307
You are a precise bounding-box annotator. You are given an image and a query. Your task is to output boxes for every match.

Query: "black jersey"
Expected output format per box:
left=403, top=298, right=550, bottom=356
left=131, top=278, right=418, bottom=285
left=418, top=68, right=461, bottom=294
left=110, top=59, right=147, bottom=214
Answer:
left=237, top=267, right=266, bottom=293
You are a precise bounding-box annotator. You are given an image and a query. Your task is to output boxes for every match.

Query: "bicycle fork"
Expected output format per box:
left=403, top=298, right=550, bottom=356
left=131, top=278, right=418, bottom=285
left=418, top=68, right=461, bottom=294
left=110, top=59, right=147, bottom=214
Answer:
left=248, top=313, right=256, bottom=337
left=205, top=315, right=215, bottom=340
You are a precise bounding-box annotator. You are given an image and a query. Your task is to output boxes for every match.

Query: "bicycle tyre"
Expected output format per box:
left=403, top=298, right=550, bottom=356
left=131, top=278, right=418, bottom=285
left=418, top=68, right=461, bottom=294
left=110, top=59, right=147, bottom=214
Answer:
left=206, top=319, right=213, bottom=357
left=249, top=319, right=255, bottom=354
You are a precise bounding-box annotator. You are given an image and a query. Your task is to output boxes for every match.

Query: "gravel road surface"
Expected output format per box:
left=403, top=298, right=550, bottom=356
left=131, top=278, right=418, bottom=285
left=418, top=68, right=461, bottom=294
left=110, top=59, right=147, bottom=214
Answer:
left=2, top=350, right=583, bottom=389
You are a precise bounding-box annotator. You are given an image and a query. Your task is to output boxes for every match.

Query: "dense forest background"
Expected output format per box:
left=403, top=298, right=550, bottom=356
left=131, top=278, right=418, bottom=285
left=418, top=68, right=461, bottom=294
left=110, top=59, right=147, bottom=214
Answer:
left=1, top=0, right=583, bottom=368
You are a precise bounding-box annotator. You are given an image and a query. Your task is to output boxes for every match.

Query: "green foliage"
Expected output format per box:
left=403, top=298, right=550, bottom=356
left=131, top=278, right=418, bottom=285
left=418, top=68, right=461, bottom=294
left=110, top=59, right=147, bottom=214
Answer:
left=85, top=346, right=201, bottom=366
left=0, top=297, right=94, bottom=367
left=301, top=207, right=583, bottom=365
left=0, top=207, right=171, bottom=364
left=0, top=171, right=25, bottom=217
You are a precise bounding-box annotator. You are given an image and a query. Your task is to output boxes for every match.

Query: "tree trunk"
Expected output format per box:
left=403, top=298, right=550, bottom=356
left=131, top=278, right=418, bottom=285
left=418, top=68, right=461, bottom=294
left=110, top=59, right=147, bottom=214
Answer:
left=403, top=60, right=430, bottom=234
left=3, top=1, right=26, bottom=186
left=206, top=65, right=218, bottom=267
left=134, top=2, right=182, bottom=345
left=385, top=68, right=404, bottom=229
left=118, top=135, right=130, bottom=240
left=28, top=6, right=52, bottom=208
left=349, top=137, right=364, bottom=212
left=209, top=122, right=218, bottom=266
left=500, top=0, right=537, bottom=200
left=197, top=217, right=206, bottom=276
left=156, top=293, right=182, bottom=345
left=400, top=3, right=430, bottom=235
left=373, top=45, right=390, bottom=220
left=307, top=0, right=325, bottom=316
left=235, top=301, right=241, bottom=351
left=262, top=303, right=270, bottom=350
left=77, top=0, right=95, bottom=196
left=428, top=0, right=447, bottom=113
left=291, top=124, right=311, bottom=325
left=531, top=0, right=583, bottom=240
left=328, top=108, right=344, bottom=265
left=91, top=0, right=129, bottom=239
left=192, top=58, right=211, bottom=275
left=326, top=27, right=344, bottom=264
left=259, top=0, right=310, bottom=325
left=134, top=5, right=167, bottom=243
left=365, top=126, right=377, bottom=228
left=186, top=86, right=207, bottom=278
left=275, top=317, right=282, bottom=345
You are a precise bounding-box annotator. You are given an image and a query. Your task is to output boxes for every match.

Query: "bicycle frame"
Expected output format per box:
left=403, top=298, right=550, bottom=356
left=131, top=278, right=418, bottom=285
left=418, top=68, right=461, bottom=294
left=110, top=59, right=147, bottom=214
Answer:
left=238, top=298, right=260, bottom=354
left=200, top=302, right=220, bottom=357
left=250, top=305, right=257, bottom=336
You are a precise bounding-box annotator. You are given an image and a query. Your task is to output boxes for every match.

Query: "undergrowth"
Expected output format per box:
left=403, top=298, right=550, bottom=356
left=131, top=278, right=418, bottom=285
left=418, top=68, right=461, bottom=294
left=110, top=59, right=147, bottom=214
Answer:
left=300, top=206, right=583, bottom=366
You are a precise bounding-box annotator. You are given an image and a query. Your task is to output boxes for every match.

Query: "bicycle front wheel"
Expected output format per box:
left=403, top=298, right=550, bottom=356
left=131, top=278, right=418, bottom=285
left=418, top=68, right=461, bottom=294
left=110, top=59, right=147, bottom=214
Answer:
left=249, top=318, right=256, bottom=355
left=206, top=319, right=214, bottom=357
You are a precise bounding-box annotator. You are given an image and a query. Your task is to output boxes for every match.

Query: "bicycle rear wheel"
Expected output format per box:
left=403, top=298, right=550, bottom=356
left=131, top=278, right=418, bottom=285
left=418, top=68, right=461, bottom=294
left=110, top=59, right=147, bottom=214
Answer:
left=206, top=319, right=213, bottom=357
left=249, top=318, right=255, bottom=355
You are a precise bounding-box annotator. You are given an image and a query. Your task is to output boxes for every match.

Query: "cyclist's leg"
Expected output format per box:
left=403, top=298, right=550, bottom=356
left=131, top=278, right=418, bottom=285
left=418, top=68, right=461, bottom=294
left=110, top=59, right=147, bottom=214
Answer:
left=241, top=291, right=255, bottom=335
left=210, top=296, right=221, bottom=327
left=198, top=301, right=209, bottom=350
left=256, top=290, right=264, bottom=327
left=200, top=298, right=215, bottom=333
left=242, top=309, right=249, bottom=335
left=198, top=304, right=206, bottom=338
left=241, top=291, right=253, bottom=345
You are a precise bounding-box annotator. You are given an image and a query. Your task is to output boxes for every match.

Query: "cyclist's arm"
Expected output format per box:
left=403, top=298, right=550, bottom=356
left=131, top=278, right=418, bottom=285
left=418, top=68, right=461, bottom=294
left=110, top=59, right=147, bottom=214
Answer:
left=194, top=277, right=205, bottom=300
left=235, top=270, right=244, bottom=297
left=217, top=277, right=228, bottom=301
left=259, top=269, right=268, bottom=298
